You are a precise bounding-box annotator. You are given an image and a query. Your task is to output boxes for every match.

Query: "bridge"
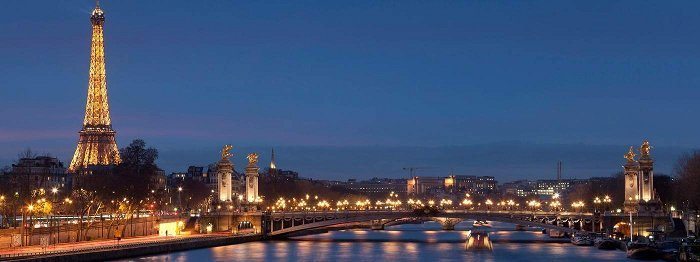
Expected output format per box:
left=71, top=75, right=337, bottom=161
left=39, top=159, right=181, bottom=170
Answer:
left=261, top=209, right=597, bottom=237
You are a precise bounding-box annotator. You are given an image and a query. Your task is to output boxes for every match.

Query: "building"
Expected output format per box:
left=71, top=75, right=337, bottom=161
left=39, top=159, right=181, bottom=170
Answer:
left=500, top=179, right=578, bottom=198
left=152, top=168, right=167, bottom=191
left=534, top=179, right=575, bottom=197
left=68, top=2, right=121, bottom=173
left=10, top=156, right=69, bottom=190
left=500, top=180, right=535, bottom=197
left=407, top=175, right=497, bottom=197
left=445, top=175, right=497, bottom=196
left=407, top=176, right=444, bottom=196
left=340, top=178, right=407, bottom=198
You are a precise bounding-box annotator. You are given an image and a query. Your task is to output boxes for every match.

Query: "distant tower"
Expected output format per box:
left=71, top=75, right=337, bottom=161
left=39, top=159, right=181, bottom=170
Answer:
left=246, top=153, right=260, bottom=203
left=556, top=161, right=562, bottom=181
left=68, top=2, right=121, bottom=172
left=269, top=148, right=277, bottom=175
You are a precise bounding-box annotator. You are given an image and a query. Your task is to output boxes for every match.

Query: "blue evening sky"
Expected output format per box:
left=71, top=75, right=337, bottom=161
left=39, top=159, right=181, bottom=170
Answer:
left=1, top=1, right=699, bottom=180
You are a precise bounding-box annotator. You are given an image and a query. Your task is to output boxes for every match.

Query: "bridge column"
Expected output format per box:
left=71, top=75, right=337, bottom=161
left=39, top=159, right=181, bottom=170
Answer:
left=371, top=219, right=385, bottom=230
left=434, top=218, right=463, bottom=230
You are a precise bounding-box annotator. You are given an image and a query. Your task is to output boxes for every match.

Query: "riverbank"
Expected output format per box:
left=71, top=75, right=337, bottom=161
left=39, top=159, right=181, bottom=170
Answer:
left=2, top=234, right=262, bottom=262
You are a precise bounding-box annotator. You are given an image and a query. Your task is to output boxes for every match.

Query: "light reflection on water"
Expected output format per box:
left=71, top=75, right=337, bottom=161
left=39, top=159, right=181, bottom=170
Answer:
left=119, top=221, right=631, bottom=262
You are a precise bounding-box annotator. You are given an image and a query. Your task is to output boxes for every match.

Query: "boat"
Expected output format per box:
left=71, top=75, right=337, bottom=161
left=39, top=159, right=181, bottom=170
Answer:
left=571, top=234, right=593, bottom=246
left=473, top=220, right=491, bottom=228
left=595, top=237, right=619, bottom=250
left=678, top=239, right=700, bottom=262
left=627, top=241, right=659, bottom=260
left=465, top=230, right=493, bottom=251
left=654, top=241, right=680, bottom=261
left=548, top=229, right=566, bottom=238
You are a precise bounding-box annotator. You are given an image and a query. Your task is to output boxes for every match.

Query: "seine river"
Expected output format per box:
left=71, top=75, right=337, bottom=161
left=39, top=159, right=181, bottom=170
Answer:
left=119, top=221, right=632, bottom=261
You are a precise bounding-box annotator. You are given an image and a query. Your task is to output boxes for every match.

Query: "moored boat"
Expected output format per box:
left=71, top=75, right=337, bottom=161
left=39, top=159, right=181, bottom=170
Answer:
left=595, top=237, right=619, bottom=250
left=627, top=241, right=659, bottom=260
left=571, top=234, right=593, bottom=246
left=654, top=241, right=680, bottom=261
left=678, top=239, right=700, bottom=262
left=548, top=229, right=566, bottom=238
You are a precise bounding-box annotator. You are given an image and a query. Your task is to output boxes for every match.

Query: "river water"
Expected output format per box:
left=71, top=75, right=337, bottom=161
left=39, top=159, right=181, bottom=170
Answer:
left=119, top=221, right=633, bottom=261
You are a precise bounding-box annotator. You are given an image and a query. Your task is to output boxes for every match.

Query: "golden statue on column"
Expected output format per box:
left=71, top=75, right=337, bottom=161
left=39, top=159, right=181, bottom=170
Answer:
left=624, top=146, right=636, bottom=163
left=245, top=153, right=260, bottom=205
left=217, top=144, right=234, bottom=202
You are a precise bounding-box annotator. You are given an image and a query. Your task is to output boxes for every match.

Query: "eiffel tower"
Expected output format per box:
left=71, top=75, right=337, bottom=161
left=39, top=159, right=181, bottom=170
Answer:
left=68, top=2, right=121, bottom=173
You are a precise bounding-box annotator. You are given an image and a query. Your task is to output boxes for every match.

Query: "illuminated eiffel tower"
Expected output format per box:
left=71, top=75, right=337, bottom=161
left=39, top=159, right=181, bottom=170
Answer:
left=68, top=2, right=121, bottom=173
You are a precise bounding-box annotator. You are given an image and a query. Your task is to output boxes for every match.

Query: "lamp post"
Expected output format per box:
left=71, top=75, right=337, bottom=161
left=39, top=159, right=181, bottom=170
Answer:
left=485, top=199, right=493, bottom=211
left=551, top=193, right=561, bottom=213
left=593, top=197, right=602, bottom=213
left=603, top=195, right=612, bottom=212
left=177, top=187, right=183, bottom=213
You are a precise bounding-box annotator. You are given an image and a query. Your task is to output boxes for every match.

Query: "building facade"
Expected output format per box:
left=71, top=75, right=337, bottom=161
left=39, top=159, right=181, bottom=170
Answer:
left=10, top=156, right=69, bottom=190
left=341, top=178, right=407, bottom=198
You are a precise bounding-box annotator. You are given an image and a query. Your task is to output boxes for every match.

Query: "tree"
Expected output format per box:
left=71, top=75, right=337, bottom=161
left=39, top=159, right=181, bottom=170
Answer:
left=181, top=179, right=210, bottom=212
left=16, top=148, right=36, bottom=161
left=66, top=187, right=103, bottom=241
left=653, top=174, right=677, bottom=206
left=108, top=139, right=162, bottom=236
left=112, top=139, right=161, bottom=206
left=674, top=151, right=700, bottom=210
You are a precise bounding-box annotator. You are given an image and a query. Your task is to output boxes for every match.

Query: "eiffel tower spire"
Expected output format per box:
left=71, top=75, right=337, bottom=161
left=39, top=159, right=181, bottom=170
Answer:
left=270, top=148, right=276, bottom=170
left=68, top=2, right=121, bottom=172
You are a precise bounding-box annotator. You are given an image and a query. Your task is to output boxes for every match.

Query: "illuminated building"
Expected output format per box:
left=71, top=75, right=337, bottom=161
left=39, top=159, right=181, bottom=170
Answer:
left=68, top=2, right=121, bottom=172
left=450, top=175, right=497, bottom=196
left=408, top=175, right=496, bottom=196
left=501, top=179, right=577, bottom=198
left=341, top=178, right=407, bottom=198
left=406, top=176, right=444, bottom=196
left=10, top=156, right=69, bottom=189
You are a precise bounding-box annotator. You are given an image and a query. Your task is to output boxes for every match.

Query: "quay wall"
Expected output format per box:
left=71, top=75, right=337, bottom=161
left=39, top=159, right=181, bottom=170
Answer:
left=12, top=235, right=262, bottom=262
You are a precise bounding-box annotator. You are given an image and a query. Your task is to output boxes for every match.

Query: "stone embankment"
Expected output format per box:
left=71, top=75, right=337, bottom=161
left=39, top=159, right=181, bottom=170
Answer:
left=4, top=234, right=261, bottom=262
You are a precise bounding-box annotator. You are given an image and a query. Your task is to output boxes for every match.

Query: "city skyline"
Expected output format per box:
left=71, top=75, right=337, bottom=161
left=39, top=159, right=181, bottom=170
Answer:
left=2, top=1, right=700, bottom=180
left=1, top=2, right=699, bottom=260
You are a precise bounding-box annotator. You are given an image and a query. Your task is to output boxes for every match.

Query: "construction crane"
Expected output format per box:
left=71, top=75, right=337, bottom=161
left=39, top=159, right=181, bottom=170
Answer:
left=402, top=167, right=432, bottom=178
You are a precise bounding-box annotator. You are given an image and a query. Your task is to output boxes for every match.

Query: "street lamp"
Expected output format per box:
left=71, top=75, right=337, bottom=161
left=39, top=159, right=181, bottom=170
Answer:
left=461, top=198, right=473, bottom=209
left=571, top=201, right=585, bottom=213
left=177, top=187, right=183, bottom=212
left=485, top=199, right=493, bottom=211
left=603, top=195, right=612, bottom=211
left=550, top=200, right=561, bottom=212
left=528, top=200, right=541, bottom=212
left=593, top=197, right=602, bottom=213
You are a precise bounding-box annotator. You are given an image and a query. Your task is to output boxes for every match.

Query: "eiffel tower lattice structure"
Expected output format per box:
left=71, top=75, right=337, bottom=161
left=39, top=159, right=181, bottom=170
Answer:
left=68, top=2, right=121, bottom=173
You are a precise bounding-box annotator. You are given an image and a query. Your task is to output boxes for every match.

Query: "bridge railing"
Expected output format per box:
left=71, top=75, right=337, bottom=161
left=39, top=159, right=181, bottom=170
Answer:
left=268, top=209, right=592, bottom=217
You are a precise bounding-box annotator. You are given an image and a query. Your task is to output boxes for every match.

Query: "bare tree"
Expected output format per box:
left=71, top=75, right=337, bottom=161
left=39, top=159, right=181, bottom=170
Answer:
left=674, top=151, right=700, bottom=210
left=16, top=148, right=36, bottom=161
